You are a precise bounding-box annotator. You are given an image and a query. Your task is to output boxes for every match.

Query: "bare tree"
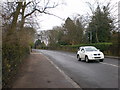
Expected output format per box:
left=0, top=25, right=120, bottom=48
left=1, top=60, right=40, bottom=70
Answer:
left=1, top=0, right=64, bottom=32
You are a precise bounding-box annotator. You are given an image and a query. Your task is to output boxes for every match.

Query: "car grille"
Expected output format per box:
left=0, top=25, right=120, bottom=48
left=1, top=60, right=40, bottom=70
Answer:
left=94, top=54, right=100, bottom=56
left=94, top=57, right=101, bottom=58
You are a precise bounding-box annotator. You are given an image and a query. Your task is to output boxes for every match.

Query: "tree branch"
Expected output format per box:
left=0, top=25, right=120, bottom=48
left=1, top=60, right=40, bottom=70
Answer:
left=42, top=11, right=65, bottom=21
left=24, top=9, right=37, bottom=18
left=25, top=2, right=31, bottom=7
left=24, top=0, right=64, bottom=22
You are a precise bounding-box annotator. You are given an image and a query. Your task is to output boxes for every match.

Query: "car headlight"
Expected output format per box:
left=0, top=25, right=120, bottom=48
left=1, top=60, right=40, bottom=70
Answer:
left=101, top=52, right=104, bottom=55
left=100, top=52, right=104, bottom=57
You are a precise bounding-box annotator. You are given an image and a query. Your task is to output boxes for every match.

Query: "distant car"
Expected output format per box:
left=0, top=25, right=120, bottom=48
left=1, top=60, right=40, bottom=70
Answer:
left=77, top=46, right=104, bottom=63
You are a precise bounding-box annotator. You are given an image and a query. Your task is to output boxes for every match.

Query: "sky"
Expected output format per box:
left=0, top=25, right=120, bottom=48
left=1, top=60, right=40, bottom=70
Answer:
left=35, top=0, right=119, bottom=31
left=1, top=0, right=119, bottom=31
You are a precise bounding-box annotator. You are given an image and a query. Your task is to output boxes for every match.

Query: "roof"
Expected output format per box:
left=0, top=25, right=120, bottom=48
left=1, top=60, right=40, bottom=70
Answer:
left=80, top=46, right=96, bottom=48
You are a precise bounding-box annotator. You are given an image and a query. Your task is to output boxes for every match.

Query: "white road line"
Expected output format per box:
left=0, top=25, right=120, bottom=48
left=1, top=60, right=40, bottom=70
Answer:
left=59, top=53, right=119, bottom=68
left=40, top=53, right=81, bottom=88
left=31, top=51, right=81, bottom=88
left=100, top=62, right=118, bottom=67
left=60, top=53, right=119, bottom=68
left=32, top=50, right=118, bottom=68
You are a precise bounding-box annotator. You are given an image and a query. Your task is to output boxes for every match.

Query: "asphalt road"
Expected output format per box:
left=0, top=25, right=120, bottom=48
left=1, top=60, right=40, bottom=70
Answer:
left=35, top=49, right=118, bottom=88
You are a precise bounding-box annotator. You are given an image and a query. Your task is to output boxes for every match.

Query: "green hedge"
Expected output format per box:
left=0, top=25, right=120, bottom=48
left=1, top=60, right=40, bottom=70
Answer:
left=43, top=42, right=119, bottom=56
left=2, top=44, right=29, bottom=88
left=60, top=43, right=113, bottom=54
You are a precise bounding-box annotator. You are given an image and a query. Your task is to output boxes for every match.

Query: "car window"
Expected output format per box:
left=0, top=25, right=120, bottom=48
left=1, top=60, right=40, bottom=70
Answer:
left=85, top=47, right=97, bottom=51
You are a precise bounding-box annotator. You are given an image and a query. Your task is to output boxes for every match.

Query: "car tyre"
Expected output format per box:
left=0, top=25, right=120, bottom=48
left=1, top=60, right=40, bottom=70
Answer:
left=77, top=55, right=81, bottom=61
left=99, top=59, right=104, bottom=62
left=85, top=56, right=89, bottom=63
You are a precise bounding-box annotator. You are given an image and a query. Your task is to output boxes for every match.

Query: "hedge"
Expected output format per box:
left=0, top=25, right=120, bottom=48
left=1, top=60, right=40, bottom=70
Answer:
left=58, top=43, right=114, bottom=55
left=2, top=44, right=29, bottom=88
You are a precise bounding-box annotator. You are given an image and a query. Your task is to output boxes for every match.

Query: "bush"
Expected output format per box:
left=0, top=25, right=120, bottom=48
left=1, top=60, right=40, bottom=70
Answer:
left=60, top=43, right=113, bottom=55
left=2, top=43, right=29, bottom=88
left=108, top=43, right=119, bottom=56
left=2, top=26, right=35, bottom=88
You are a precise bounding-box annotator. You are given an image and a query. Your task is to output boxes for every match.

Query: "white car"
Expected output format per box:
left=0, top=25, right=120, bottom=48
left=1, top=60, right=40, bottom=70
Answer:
left=77, top=46, right=104, bottom=62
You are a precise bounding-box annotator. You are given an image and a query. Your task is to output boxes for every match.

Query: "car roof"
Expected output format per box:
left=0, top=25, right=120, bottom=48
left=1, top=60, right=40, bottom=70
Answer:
left=80, top=46, right=96, bottom=48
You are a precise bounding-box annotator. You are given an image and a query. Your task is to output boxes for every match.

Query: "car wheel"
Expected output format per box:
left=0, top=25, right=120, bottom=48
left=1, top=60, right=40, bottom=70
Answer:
left=85, top=56, right=89, bottom=63
left=99, top=59, right=104, bottom=62
left=77, top=55, right=81, bottom=61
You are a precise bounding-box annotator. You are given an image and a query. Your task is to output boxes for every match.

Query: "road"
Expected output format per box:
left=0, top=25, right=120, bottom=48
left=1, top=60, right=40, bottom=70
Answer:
left=35, top=49, right=118, bottom=88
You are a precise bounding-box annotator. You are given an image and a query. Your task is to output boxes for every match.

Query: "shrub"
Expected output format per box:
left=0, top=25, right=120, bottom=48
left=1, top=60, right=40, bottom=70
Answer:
left=60, top=43, right=112, bottom=54
left=2, top=43, right=29, bottom=88
left=2, top=26, right=35, bottom=88
left=2, top=45, right=29, bottom=87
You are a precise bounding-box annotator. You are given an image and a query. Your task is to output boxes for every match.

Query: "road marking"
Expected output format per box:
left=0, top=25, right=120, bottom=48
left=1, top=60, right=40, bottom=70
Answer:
left=60, top=53, right=119, bottom=68
left=38, top=50, right=118, bottom=68
left=40, top=53, right=81, bottom=88
left=100, top=62, right=118, bottom=67
left=31, top=51, right=81, bottom=88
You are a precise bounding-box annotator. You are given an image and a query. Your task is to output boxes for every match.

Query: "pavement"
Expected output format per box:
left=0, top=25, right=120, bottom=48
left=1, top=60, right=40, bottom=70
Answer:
left=12, top=51, right=79, bottom=88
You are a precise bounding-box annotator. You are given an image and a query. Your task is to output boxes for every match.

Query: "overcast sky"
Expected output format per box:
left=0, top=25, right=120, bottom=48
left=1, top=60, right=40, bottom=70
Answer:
left=2, top=0, right=119, bottom=31
left=35, top=0, right=119, bottom=31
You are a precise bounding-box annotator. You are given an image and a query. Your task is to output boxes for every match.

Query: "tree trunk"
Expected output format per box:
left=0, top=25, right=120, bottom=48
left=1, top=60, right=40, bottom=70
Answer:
left=5, top=2, right=22, bottom=43
left=96, top=30, right=99, bottom=43
left=95, top=25, right=99, bottom=43
left=10, top=2, right=22, bottom=32
left=20, top=2, right=26, bottom=29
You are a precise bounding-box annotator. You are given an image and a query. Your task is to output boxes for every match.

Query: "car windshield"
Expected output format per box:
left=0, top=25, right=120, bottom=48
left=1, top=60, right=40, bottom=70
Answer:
left=85, top=47, right=98, bottom=51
